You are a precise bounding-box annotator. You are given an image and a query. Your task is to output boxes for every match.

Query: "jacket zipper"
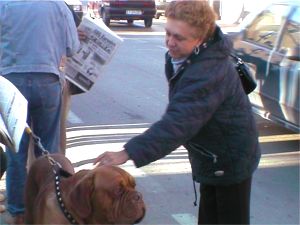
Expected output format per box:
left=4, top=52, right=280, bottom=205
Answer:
left=169, top=66, right=185, bottom=83
left=188, top=142, right=218, bottom=164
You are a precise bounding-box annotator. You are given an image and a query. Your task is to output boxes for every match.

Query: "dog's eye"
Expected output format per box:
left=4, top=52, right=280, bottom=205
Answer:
left=114, top=185, right=125, bottom=197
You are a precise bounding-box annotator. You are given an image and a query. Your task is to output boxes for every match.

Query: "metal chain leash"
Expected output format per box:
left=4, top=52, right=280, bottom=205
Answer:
left=25, top=127, right=62, bottom=171
left=25, top=127, right=77, bottom=224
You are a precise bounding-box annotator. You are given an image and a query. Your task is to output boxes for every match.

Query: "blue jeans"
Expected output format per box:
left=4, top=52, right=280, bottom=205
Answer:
left=3, top=72, right=62, bottom=216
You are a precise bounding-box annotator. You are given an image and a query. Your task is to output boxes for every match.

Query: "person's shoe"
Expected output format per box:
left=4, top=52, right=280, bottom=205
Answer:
left=0, top=204, right=6, bottom=213
left=0, top=193, right=5, bottom=202
left=1, top=212, right=24, bottom=224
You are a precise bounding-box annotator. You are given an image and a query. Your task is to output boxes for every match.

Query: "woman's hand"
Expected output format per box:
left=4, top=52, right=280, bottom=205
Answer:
left=94, top=150, right=130, bottom=166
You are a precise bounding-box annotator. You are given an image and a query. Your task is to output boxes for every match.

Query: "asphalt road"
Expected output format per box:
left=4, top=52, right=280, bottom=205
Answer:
left=0, top=17, right=299, bottom=225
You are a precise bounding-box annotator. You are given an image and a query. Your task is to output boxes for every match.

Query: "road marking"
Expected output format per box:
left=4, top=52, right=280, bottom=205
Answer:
left=123, top=163, right=166, bottom=193
left=172, top=213, right=197, bottom=225
left=259, top=133, right=300, bottom=142
left=67, top=111, right=83, bottom=124
left=259, top=151, right=300, bottom=168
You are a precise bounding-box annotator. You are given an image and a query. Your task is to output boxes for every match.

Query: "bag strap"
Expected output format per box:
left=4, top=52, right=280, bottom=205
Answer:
left=230, top=53, right=243, bottom=65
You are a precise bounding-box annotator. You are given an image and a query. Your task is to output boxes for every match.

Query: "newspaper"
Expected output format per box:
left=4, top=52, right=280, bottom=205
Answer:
left=65, top=16, right=123, bottom=92
left=0, top=76, right=28, bottom=153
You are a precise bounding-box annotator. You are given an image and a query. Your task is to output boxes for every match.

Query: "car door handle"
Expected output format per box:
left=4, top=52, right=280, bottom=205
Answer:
left=251, top=49, right=264, bottom=54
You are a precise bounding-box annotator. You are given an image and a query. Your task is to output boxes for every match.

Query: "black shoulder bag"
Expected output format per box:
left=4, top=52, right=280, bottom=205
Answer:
left=230, top=53, right=257, bottom=94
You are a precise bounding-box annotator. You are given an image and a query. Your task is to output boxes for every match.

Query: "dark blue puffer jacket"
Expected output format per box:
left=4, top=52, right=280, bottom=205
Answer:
left=125, top=26, right=261, bottom=185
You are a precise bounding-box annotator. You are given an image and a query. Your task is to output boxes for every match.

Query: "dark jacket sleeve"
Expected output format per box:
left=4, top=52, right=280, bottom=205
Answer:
left=124, top=59, right=233, bottom=168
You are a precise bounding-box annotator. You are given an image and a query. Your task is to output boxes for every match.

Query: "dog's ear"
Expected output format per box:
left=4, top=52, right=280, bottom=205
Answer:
left=68, top=174, right=94, bottom=218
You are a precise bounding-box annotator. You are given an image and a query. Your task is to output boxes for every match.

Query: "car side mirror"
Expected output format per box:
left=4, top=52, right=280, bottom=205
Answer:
left=286, top=45, right=300, bottom=61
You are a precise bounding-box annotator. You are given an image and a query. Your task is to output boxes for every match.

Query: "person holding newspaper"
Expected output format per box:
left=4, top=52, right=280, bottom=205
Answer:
left=0, top=1, right=80, bottom=223
left=94, top=1, right=261, bottom=224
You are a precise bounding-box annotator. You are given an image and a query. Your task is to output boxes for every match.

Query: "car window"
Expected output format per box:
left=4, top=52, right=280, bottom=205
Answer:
left=244, top=4, right=290, bottom=49
left=278, top=6, right=300, bottom=53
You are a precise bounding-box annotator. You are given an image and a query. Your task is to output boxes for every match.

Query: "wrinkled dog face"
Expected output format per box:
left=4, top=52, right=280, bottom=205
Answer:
left=70, top=166, right=145, bottom=224
left=105, top=167, right=145, bottom=224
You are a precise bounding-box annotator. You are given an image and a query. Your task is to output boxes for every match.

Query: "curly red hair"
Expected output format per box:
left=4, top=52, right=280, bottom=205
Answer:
left=165, top=0, right=217, bottom=41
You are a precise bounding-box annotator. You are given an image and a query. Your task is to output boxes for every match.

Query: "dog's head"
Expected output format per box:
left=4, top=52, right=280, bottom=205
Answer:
left=68, top=165, right=145, bottom=224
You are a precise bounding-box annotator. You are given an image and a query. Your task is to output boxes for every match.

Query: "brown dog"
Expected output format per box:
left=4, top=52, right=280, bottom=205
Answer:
left=25, top=154, right=145, bottom=224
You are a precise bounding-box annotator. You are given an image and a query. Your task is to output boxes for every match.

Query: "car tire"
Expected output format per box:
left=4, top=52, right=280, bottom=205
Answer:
left=102, top=10, right=110, bottom=26
left=155, top=13, right=161, bottom=19
left=144, top=18, right=152, bottom=27
left=127, top=19, right=134, bottom=24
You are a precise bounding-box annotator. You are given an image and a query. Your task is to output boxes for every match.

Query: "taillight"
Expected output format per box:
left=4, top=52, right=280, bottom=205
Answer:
left=110, top=1, right=126, bottom=7
left=143, top=1, right=155, bottom=7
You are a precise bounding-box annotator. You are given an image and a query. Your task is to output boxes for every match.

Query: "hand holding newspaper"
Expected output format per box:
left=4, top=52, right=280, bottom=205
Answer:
left=65, top=16, right=123, bottom=92
left=0, top=76, right=28, bottom=153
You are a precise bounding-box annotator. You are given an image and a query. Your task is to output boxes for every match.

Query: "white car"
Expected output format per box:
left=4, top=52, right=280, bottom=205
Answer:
left=155, top=0, right=171, bottom=19
left=65, top=0, right=85, bottom=20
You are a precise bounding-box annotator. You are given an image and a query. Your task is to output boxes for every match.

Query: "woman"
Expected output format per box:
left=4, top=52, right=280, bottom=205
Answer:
left=94, top=1, right=261, bottom=224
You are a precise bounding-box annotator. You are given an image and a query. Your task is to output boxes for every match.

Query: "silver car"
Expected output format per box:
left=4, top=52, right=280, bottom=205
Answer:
left=230, top=1, right=300, bottom=132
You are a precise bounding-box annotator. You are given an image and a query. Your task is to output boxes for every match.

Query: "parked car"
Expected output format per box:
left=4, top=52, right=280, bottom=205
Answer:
left=65, top=0, right=84, bottom=20
left=230, top=1, right=300, bottom=132
left=154, top=0, right=170, bottom=19
left=98, top=0, right=156, bottom=27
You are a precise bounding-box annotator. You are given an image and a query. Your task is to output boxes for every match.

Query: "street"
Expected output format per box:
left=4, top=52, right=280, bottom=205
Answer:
left=65, top=18, right=300, bottom=224
left=0, top=17, right=299, bottom=224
